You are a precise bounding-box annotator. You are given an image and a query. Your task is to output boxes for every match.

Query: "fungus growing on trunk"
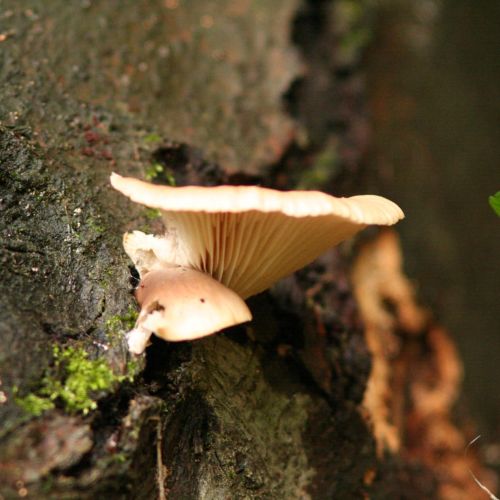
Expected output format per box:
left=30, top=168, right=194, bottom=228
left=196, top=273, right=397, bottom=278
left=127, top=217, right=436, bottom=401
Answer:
left=111, top=173, right=403, bottom=352
left=127, top=266, right=252, bottom=354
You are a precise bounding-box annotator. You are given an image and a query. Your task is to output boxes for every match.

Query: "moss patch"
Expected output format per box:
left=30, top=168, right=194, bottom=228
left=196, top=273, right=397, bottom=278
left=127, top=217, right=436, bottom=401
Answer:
left=143, top=133, right=162, bottom=144
left=105, top=306, right=139, bottom=338
left=15, top=345, right=132, bottom=416
left=145, top=162, right=176, bottom=186
left=145, top=162, right=165, bottom=181
left=143, top=208, right=162, bottom=220
left=14, top=392, right=55, bottom=417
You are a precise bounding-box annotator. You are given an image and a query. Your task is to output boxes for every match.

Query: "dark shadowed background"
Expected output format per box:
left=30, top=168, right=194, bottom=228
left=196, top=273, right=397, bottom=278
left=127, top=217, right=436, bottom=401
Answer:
left=367, top=0, right=500, bottom=437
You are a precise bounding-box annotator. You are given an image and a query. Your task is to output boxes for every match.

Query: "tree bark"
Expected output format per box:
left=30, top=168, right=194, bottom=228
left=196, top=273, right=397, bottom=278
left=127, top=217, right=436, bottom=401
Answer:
left=0, top=1, right=495, bottom=499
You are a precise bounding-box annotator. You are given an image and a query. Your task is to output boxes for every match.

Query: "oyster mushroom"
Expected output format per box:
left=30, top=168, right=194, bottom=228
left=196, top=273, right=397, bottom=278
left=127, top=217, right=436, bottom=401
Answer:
left=127, top=265, right=251, bottom=354
left=111, top=173, right=403, bottom=352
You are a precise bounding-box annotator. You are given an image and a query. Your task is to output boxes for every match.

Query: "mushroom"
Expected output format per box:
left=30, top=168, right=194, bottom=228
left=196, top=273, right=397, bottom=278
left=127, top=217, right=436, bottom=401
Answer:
left=127, top=266, right=252, bottom=354
left=111, top=173, right=404, bottom=352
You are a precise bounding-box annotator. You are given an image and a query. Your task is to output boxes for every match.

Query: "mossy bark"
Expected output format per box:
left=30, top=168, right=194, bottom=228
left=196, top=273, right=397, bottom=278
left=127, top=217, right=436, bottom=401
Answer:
left=0, top=1, right=491, bottom=499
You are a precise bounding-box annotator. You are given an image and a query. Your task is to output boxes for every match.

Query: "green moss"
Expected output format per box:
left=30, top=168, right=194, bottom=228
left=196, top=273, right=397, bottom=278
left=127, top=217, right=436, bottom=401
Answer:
left=145, top=162, right=164, bottom=181
left=99, top=268, right=114, bottom=291
left=86, top=216, right=105, bottom=235
left=143, top=207, right=162, bottom=220
left=489, top=191, right=500, bottom=216
left=125, top=359, right=141, bottom=381
left=15, top=392, right=55, bottom=417
left=15, top=345, right=131, bottom=416
left=143, top=133, right=162, bottom=143
left=145, top=162, right=176, bottom=186
left=162, top=169, right=176, bottom=186
left=105, top=306, right=139, bottom=337
left=335, top=0, right=374, bottom=63
left=111, top=452, right=128, bottom=464
left=297, top=143, right=340, bottom=190
left=105, top=309, right=142, bottom=381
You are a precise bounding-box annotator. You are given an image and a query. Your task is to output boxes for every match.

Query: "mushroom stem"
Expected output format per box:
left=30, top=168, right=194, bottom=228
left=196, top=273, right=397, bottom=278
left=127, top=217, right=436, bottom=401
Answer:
left=127, top=325, right=153, bottom=355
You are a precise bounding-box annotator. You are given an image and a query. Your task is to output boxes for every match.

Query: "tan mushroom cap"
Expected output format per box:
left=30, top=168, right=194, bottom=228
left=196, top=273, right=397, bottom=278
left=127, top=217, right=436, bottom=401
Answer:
left=127, top=266, right=252, bottom=352
left=111, top=173, right=404, bottom=299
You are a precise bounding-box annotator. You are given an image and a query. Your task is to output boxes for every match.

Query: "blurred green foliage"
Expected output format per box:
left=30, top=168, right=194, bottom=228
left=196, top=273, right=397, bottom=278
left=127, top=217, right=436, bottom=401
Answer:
left=489, top=191, right=500, bottom=216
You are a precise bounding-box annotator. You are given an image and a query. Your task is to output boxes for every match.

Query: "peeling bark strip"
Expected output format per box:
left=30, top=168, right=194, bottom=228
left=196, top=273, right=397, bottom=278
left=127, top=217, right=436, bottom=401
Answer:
left=352, top=231, right=497, bottom=497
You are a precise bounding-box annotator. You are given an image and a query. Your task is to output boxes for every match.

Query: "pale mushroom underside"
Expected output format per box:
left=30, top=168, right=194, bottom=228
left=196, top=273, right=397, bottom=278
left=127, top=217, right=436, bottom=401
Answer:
left=112, top=173, right=404, bottom=300
left=163, top=211, right=368, bottom=298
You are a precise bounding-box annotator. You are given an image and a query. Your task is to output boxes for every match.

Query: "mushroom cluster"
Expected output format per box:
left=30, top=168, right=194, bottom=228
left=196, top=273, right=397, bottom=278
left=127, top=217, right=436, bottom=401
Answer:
left=111, top=173, right=404, bottom=353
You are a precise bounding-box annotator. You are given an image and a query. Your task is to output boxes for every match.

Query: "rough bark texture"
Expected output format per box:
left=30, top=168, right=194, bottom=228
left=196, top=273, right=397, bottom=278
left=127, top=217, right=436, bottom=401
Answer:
left=0, top=1, right=496, bottom=499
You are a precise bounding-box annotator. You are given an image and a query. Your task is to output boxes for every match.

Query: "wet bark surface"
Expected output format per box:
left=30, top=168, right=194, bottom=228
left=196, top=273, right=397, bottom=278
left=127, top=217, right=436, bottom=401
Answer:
left=0, top=1, right=496, bottom=499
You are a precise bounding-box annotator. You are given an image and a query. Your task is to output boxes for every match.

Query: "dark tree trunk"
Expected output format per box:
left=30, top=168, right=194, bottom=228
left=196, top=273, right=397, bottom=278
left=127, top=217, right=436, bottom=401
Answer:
left=0, top=1, right=496, bottom=499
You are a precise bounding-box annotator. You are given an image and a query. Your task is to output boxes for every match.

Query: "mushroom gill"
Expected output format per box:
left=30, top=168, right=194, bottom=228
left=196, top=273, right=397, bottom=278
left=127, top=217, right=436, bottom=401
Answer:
left=111, top=173, right=404, bottom=351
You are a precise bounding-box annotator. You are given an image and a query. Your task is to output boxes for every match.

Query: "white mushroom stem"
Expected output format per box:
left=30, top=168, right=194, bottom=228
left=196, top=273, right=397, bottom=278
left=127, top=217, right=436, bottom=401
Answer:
left=127, top=324, right=153, bottom=355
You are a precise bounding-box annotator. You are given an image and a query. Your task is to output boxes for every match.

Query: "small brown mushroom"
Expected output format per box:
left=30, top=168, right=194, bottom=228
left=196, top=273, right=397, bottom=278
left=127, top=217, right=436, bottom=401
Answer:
left=111, top=173, right=404, bottom=351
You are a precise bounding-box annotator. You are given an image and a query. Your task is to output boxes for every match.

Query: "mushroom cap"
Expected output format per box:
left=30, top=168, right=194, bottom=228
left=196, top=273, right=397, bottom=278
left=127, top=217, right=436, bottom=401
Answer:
left=111, top=173, right=404, bottom=299
left=111, top=173, right=401, bottom=222
left=135, top=266, right=252, bottom=342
